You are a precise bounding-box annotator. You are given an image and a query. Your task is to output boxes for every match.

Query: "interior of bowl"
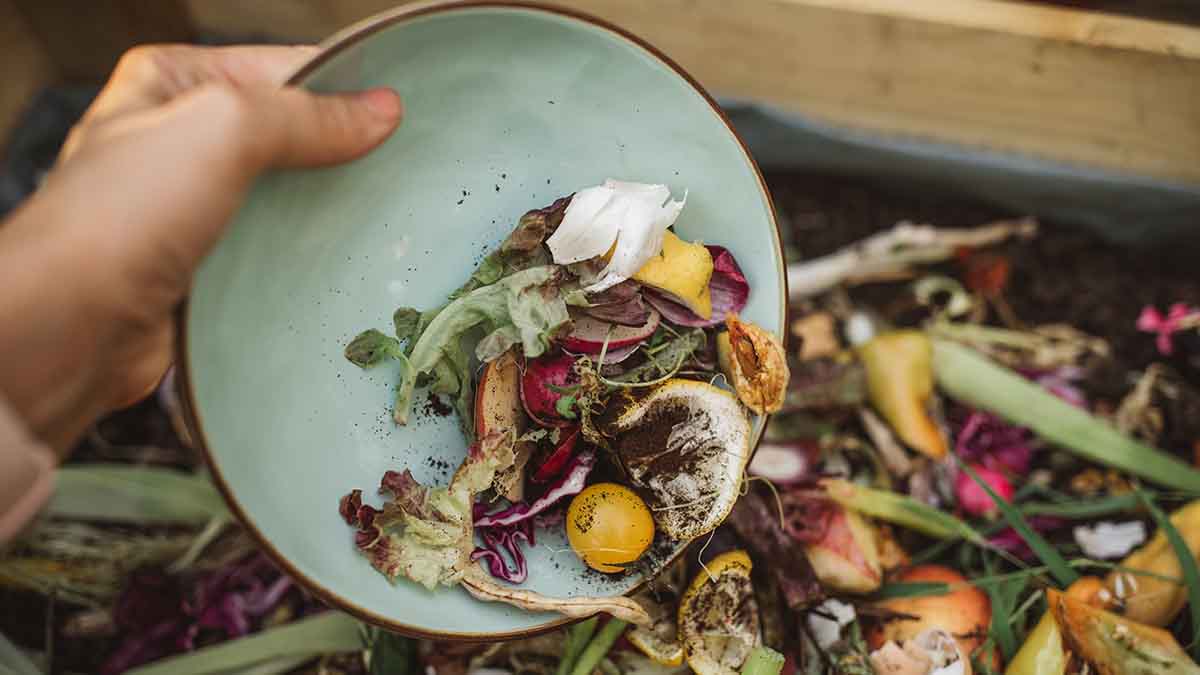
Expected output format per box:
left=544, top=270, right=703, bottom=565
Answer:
left=183, top=2, right=784, bottom=638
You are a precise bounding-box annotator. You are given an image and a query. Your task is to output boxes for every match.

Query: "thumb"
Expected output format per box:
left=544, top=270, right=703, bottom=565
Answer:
left=235, top=86, right=404, bottom=171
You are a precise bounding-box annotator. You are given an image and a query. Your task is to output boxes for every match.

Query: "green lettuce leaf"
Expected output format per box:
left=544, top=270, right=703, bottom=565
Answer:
left=394, top=265, right=570, bottom=425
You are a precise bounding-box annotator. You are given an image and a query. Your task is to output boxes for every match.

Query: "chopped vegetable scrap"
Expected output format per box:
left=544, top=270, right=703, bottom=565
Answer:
left=340, top=180, right=783, bottom=622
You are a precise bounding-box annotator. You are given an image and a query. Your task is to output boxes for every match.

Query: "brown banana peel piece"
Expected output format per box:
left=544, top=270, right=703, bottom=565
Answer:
left=716, top=314, right=789, bottom=415
left=1105, top=499, right=1200, bottom=626
left=857, top=331, right=948, bottom=459
left=1048, top=588, right=1200, bottom=675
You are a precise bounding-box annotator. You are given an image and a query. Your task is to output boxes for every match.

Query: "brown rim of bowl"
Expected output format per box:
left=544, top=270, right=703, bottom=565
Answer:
left=175, top=0, right=789, bottom=642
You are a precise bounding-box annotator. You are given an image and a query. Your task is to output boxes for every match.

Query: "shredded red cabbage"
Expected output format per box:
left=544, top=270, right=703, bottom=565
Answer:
left=955, top=410, right=1034, bottom=474
left=471, top=527, right=532, bottom=584
left=476, top=450, right=595, bottom=528
left=100, top=555, right=302, bottom=674
left=643, top=245, right=749, bottom=327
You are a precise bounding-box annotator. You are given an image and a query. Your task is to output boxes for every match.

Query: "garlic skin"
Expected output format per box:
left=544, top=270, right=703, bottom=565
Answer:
left=1074, top=521, right=1147, bottom=560
left=546, top=180, right=686, bottom=292
left=807, top=598, right=856, bottom=649
left=869, top=629, right=972, bottom=675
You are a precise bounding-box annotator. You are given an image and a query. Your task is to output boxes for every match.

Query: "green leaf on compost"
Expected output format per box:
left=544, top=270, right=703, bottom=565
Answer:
left=48, top=466, right=228, bottom=524
left=369, top=630, right=418, bottom=675
left=956, top=459, right=1079, bottom=588
left=125, top=612, right=363, bottom=675
left=873, top=581, right=950, bottom=600
left=1020, top=493, right=1143, bottom=520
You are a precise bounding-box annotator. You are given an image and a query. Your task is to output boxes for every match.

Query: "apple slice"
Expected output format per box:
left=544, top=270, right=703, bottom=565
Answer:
left=559, top=309, right=660, bottom=354
left=475, top=351, right=532, bottom=502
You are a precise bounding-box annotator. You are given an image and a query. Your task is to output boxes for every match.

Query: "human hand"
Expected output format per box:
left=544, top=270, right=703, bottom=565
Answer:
left=0, top=44, right=402, bottom=451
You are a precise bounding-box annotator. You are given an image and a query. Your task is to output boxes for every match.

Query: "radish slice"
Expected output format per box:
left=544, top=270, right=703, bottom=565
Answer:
left=520, top=353, right=578, bottom=428
left=559, top=310, right=660, bottom=353
left=748, top=441, right=818, bottom=485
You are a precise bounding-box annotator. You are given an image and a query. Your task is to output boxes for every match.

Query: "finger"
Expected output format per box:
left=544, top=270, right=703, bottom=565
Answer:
left=79, top=44, right=321, bottom=129
left=64, top=44, right=322, bottom=161
left=235, top=86, right=404, bottom=171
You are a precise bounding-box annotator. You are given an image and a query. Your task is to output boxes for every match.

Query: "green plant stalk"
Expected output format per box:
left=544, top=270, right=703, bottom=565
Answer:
left=569, top=619, right=628, bottom=675
left=125, top=612, right=363, bottom=675
left=931, top=339, right=1200, bottom=492
left=556, top=617, right=599, bottom=675
left=1020, top=493, right=1143, bottom=519
left=823, top=479, right=984, bottom=543
left=986, top=577, right=1022, bottom=661
left=0, top=630, right=42, bottom=675
left=741, top=646, right=786, bottom=675
left=1139, top=491, right=1200, bottom=662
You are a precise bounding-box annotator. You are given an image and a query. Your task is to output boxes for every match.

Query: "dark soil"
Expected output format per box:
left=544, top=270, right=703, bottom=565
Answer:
left=768, top=172, right=1200, bottom=383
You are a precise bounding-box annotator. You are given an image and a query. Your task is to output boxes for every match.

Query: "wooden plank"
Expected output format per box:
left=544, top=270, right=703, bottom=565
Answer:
left=787, top=0, right=1200, bottom=59
left=559, top=0, right=1200, bottom=185
left=185, top=0, right=1200, bottom=185
left=0, top=0, right=58, bottom=145
left=14, top=1, right=194, bottom=82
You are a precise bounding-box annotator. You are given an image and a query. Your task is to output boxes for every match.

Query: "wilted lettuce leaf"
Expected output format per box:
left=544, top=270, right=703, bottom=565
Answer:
left=345, top=329, right=403, bottom=368
left=342, top=432, right=515, bottom=590
left=392, top=307, right=421, bottom=342
left=395, top=266, right=570, bottom=425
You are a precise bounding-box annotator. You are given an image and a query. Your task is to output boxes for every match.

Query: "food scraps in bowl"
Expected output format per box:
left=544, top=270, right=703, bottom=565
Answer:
left=337, top=179, right=789, bottom=621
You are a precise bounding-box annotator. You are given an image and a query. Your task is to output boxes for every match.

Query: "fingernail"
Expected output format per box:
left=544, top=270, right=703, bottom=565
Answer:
left=359, top=88, right=402, bottom=121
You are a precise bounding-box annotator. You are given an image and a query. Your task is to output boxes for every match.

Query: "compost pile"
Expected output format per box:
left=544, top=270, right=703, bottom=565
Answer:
left=2, top=173, right=1198, bottom=675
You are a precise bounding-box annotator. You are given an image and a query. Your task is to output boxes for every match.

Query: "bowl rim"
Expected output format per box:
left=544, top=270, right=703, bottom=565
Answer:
left=176, top=0, right=788, bottom=641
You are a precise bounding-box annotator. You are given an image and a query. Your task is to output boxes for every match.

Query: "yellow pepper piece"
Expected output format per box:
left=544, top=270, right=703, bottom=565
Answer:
left=1107, top=499, right=1200, bottom=626
left=857, top=331, right=948, bottom=459
left=1006, top=577, right=1103, bottom=675
left=632, top=231, right=713, bottom=319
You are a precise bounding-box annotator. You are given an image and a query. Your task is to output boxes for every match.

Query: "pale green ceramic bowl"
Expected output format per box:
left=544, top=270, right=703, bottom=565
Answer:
left=182, top=0, right=785, bottom=639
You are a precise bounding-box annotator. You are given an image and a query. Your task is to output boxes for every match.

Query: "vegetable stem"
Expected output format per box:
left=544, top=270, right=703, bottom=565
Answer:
left=823, top=478, right=984, bottom=544
left=740, top=646, right=786, bottom=675
left=568, top=619, right=628, bottom=675
left=556, top=617, right=598, bottom=675
left=932, top=339, right=1200, bottom=492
